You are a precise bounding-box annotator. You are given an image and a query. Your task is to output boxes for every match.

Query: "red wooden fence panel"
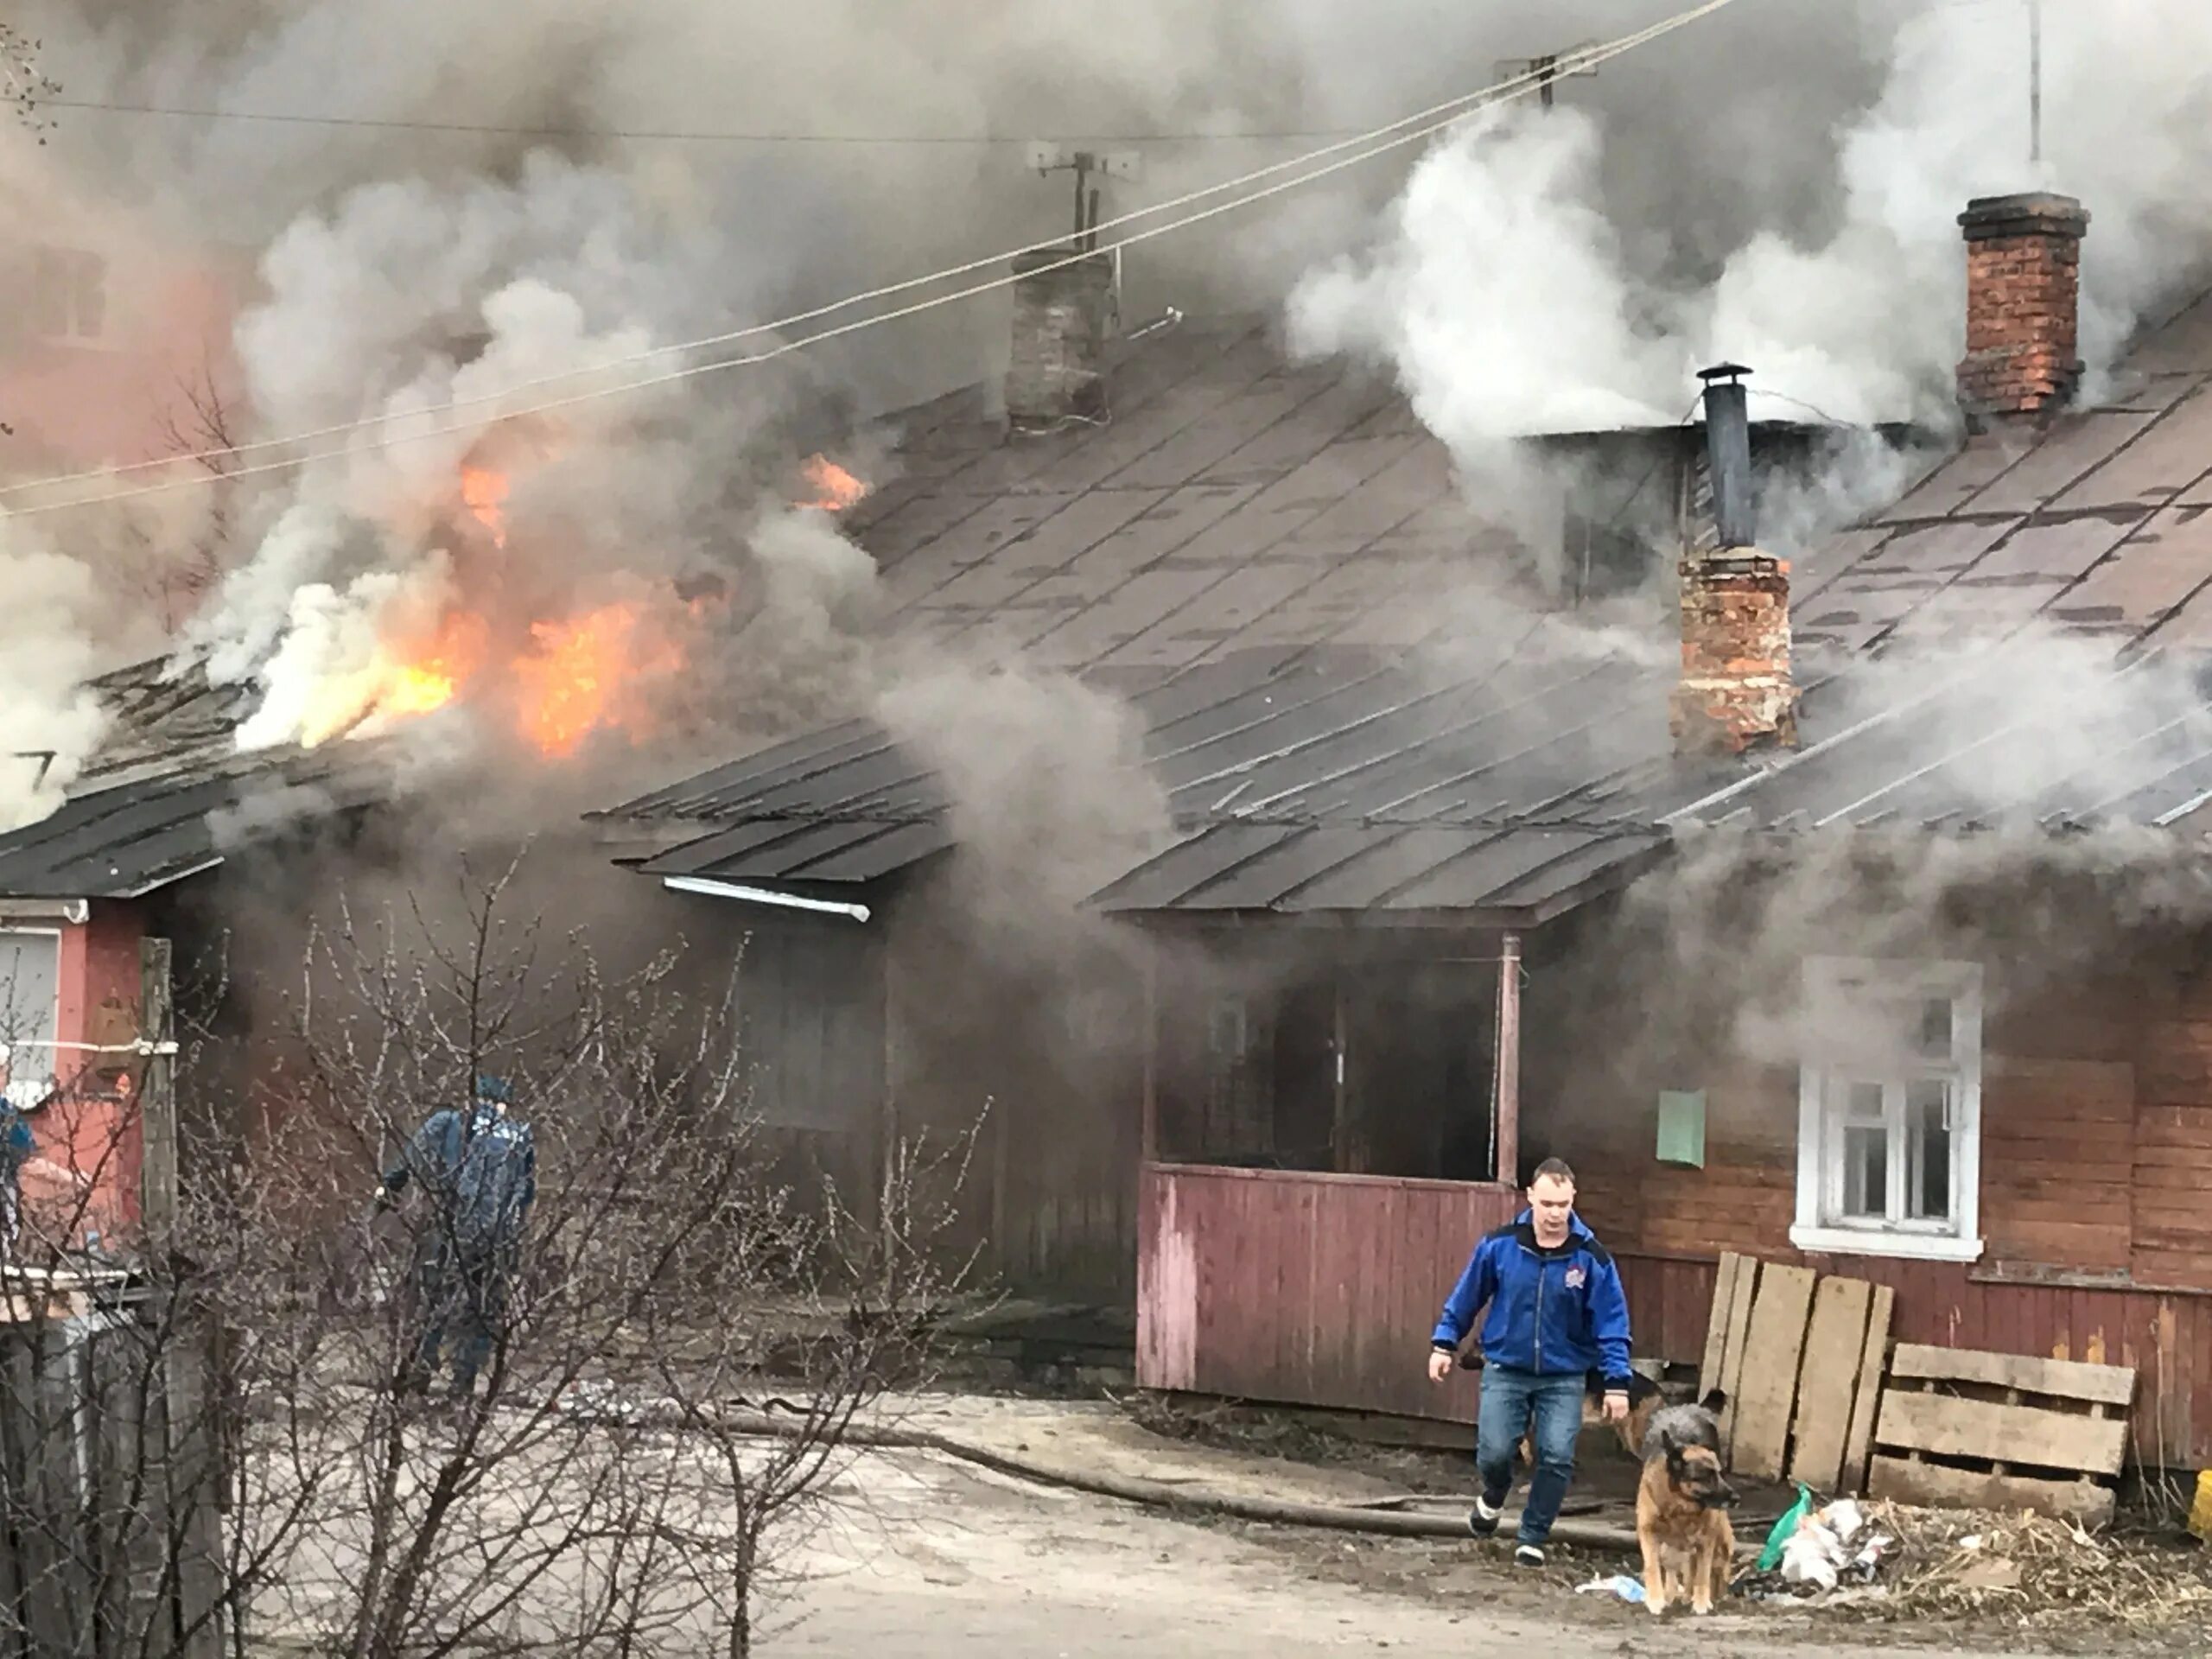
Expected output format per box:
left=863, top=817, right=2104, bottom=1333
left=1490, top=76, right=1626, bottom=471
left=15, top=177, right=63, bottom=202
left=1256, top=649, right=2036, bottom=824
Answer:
left=1137, top=1163, right=1518, bottom=1421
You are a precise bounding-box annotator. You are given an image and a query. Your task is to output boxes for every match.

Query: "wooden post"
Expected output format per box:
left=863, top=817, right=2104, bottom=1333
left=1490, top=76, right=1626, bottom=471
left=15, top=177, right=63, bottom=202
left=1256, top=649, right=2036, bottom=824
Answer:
left=1139, top=949, right=1159, bottom=1164
left=139, top=937, right=176, bottom=1242
left=1329, top=976, right=1351, bottom=1173
left=1494, top=931, right=1522, bottom=1188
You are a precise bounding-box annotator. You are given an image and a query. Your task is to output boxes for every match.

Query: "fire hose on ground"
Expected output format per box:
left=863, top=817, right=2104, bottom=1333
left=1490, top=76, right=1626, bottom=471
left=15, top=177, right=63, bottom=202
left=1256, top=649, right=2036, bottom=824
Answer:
left=676, top=1408, right=1645, bottom=1551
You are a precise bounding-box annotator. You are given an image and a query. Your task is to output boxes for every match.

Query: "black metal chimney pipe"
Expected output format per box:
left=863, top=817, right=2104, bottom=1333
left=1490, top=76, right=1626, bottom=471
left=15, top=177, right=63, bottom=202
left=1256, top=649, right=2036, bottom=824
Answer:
left=1699, top=363, right=1754, bottom=550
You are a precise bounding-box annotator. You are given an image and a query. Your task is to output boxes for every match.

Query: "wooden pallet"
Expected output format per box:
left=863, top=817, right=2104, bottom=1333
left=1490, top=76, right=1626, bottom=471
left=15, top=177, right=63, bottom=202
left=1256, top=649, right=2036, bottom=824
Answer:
left=1867, top=1344, right=2135, bottom=1526
left=1696, top=1253, right=1891, bottom=1491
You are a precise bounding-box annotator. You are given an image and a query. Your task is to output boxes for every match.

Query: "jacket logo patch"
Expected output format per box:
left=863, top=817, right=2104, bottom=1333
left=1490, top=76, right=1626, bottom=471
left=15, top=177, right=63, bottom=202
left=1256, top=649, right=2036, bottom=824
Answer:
left=1564, top=1267, right=1586, bottom=1289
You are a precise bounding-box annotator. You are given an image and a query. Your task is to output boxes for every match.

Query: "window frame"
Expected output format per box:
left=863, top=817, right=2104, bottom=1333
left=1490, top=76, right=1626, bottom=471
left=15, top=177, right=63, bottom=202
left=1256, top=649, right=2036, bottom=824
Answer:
left=1791, top=956, right=1985, bottom=1263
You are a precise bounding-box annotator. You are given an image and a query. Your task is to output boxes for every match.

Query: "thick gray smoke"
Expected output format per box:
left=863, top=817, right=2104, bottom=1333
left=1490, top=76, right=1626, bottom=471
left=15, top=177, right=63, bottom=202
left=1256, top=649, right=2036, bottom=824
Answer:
left=0, top=0, right=2207, bottom=830
left=1291, top=0, right=2212, bottom=448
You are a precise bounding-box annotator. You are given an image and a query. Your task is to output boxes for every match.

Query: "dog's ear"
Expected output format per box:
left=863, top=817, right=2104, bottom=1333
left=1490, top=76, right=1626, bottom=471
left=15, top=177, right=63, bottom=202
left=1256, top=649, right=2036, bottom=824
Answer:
left=1700, top=1387, right=1727, bottom=1414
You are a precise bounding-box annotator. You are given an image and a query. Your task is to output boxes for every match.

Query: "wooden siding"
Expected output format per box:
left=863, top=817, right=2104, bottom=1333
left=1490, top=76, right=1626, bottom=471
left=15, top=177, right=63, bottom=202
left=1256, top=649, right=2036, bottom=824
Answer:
left=887, top=878, right=1144, bottom=1300
left=1136, top=1162, right=1516, bottom=1420
left=1981, top=1057, right=2134, bottom=1273
left=730, top=921, right=887, bottom=1217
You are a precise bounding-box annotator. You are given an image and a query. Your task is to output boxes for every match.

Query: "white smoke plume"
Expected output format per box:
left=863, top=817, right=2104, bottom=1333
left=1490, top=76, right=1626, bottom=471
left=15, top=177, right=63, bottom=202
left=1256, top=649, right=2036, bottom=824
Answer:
left=0, top=531, right=106, bottom=827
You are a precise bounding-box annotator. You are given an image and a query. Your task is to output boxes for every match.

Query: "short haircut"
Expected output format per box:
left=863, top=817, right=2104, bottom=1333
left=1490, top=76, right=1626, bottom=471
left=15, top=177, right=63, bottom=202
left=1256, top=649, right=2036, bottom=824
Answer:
left=1530, top=1156, right=1576, bottom=1188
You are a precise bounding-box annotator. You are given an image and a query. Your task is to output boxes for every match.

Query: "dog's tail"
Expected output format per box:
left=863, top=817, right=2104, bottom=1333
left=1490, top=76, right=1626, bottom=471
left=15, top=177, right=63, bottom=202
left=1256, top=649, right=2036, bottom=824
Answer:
left=1699, top=1387, right=1728, bottom=1414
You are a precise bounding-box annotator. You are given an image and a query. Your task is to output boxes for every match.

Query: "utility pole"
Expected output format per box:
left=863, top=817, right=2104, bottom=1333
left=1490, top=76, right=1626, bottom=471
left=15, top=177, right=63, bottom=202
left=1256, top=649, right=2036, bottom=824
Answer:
left=1024, top=143, right=1141, bottom=251
left=1494, top=41, right=1600, bottom=112
left=2027, top=0, right=2044, bottom=168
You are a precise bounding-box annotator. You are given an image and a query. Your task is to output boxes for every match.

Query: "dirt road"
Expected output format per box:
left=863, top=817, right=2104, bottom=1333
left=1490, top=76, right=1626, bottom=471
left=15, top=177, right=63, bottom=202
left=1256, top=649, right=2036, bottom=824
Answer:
left=760, top=1444, right=2063, bottom=1657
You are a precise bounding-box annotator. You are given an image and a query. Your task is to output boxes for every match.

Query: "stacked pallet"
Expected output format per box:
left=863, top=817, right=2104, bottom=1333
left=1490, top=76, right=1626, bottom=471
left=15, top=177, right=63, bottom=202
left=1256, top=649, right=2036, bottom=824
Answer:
left=1868, top=1345, right=2135, bottom=1526
left=1698, top=1253, right=2139, bottom=1522
left=1699, top=1251, right=1893, bottom=1492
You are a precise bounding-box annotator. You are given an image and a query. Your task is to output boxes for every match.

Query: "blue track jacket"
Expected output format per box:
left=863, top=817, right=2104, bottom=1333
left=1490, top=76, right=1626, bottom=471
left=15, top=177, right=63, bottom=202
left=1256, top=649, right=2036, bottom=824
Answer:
left=1430, top=1210, right=1632, bottom=1387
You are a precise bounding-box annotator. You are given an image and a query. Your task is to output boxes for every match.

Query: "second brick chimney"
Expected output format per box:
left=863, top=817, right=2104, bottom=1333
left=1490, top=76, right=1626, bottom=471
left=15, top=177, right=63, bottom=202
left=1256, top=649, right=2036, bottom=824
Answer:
left=1670, top=365, right=1800, bottom=756
left=1005, top=247, right=1115, bottom=430
left=1955, top=192, right=2091, bottom=423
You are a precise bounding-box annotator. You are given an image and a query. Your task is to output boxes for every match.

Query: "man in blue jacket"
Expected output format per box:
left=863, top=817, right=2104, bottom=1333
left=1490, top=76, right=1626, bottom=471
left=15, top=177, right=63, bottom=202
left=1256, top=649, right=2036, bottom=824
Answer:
left=378, top=1075, right=537, bottom=1400
left=1427, top=1157, right=1632, bottom=1566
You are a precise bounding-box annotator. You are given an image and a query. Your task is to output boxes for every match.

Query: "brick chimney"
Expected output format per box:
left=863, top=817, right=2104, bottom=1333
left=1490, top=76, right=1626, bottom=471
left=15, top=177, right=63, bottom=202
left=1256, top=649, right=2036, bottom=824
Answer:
left=1955, top=192, right=2091, bottom=423
left=1005, top=246, right=1115, bottom=430
left=1670, top=365, right=1799, bottom=755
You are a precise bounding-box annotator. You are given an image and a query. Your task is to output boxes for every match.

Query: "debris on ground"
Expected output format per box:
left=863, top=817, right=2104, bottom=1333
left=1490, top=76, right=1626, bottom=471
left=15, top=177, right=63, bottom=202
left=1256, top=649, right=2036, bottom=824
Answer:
left=1750, top=1500, right=2212, bottom=1632
left=1774, top=1496, right=1890, bottom=1592
left=1573, top=1573, right=1645, bottom=1604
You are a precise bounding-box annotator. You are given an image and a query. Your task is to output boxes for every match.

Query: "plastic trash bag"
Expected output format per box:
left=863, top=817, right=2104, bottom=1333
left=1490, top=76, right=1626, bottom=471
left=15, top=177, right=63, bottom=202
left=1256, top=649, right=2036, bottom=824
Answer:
left=1780, top=1519, right=1844, bottom=1591
left=1758, top=1483, right=1815, bottom=1572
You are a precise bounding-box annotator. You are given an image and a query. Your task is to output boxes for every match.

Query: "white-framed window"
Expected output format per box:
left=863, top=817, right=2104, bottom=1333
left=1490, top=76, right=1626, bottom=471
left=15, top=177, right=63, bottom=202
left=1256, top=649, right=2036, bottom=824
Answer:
left=29, top=246, right=106, bottom=341
left=0, top=928, right=60, bottom=1112
left=1791, top=957, right=1984, bottom=1263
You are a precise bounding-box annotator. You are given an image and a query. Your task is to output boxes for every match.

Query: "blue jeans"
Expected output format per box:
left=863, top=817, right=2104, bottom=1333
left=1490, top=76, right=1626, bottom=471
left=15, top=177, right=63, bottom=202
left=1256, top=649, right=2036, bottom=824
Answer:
left=1476, top=1364, right=1584, bottom=1545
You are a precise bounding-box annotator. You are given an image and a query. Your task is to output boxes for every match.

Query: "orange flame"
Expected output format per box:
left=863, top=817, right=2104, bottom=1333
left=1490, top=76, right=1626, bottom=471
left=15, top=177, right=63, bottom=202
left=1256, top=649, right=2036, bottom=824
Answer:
left=798, top=454, right=869, bottom=512
left=461, top=467, right=510, bottom=546
left=512, top=602, right=688, bottom=758
left=297, top=609, right=489, bottom=747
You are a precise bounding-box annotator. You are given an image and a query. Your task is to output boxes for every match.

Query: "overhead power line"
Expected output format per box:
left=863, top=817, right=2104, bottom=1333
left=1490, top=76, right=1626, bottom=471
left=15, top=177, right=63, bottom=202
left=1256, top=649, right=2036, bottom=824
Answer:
left=48, top=97, right=1382, bottom=145
left=6, top=0, right=1746, bottom=520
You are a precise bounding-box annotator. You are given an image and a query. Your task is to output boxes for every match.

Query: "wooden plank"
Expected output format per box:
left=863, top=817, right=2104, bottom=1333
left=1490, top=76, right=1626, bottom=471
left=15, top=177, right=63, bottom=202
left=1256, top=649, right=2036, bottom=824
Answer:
left=140, top=938, right=179, bottom=1240
left=1730, top=1263, right=1816, bottom=1481
left=1839, top=1284, right=1894, bottom=1496
left=1887, top=1342, right=2136, bottom=1407
left=1873, top=1390, right=2128, bottom=1477
left=1867, top=1453, right=2116, bottom=1527
left=1698, top=1251, right=1744, bottom=1398
left=1714, top=1255, right=1761, bottom=1460
left=166, top=1319, right=227, bottom=1659
left=0, top=1331, right=27, bottom=1656
left=24, top=1330, right=85, bottom=1656
left=1788, top=1275, right=1874, bottom=1492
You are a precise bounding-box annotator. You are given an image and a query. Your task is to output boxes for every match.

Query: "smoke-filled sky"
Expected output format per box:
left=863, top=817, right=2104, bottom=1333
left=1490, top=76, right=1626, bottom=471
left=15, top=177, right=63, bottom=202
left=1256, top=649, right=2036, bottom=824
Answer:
left=0, top=0, right=2209, bottom=829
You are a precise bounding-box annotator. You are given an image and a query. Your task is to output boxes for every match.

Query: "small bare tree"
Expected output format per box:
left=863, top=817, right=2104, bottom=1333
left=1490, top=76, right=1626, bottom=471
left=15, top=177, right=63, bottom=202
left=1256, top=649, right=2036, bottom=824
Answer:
left=0, top=857, right=978, bottom=1657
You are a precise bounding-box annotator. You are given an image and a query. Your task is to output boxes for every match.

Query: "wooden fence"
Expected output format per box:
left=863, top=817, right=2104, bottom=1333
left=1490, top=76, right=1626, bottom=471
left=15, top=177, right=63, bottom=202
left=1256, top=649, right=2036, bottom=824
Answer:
left=0, top=1274, right=226, bottom=1659
left=1136, top=1163, right=1518, bottom=1420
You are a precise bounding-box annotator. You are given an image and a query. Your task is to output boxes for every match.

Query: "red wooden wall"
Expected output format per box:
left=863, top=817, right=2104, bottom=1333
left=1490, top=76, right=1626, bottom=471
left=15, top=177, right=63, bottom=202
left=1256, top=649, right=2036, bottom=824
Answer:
left=1135, top=1163, right=2212, bottom=1468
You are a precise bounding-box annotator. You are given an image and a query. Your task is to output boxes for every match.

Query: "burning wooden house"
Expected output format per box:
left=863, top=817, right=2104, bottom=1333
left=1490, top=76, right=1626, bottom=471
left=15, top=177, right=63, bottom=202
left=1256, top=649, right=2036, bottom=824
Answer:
left=606, top=197, right=2212, bottom=1478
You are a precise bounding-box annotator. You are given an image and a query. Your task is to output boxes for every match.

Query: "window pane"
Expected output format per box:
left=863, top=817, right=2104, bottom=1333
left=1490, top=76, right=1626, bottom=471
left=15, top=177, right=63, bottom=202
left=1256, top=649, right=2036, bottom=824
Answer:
left=1907, top=1078, right=1952, bottom=1222
left=1918, top=997, right=1954, bottom=1059
left=0, top=930, right=60, bottom=1112
left=1842, top=1079, right=1885, bottom=1122
left=1842, top=1124, right=1888, bottom=1218
left=29, top=249, right=68, bottom=338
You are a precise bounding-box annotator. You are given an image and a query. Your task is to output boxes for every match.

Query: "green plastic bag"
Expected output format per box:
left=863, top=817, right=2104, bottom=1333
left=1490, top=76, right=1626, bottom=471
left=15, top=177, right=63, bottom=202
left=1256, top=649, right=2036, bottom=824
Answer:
left=1758, top=1483, right=1815, bottom=1573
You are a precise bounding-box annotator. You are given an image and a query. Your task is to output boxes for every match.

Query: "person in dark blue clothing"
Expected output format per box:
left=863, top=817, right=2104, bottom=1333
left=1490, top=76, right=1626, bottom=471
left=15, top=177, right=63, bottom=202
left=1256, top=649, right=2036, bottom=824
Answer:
left=378, top=1075, right=537, bottom=1399
left=1427, top=1156, right=1632, bottom=1567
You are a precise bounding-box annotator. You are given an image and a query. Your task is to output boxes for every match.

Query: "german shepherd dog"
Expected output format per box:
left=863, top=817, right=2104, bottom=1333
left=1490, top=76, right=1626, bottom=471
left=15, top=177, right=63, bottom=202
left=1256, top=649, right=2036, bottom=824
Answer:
left=1634, top=1389, right=1737, bottom=1617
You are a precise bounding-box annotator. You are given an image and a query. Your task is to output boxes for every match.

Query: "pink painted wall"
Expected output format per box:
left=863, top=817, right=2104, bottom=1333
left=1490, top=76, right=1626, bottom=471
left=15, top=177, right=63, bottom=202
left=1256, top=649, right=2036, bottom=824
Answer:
left=19, top=902, right=145, bottom=1246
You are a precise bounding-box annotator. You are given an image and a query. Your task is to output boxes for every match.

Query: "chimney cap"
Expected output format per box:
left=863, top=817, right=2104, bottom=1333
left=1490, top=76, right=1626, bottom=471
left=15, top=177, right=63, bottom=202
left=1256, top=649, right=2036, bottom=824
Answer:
left=1697, top=362, right=1752, bottom=385
left=1958, top=192, right=2089, bottom=242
